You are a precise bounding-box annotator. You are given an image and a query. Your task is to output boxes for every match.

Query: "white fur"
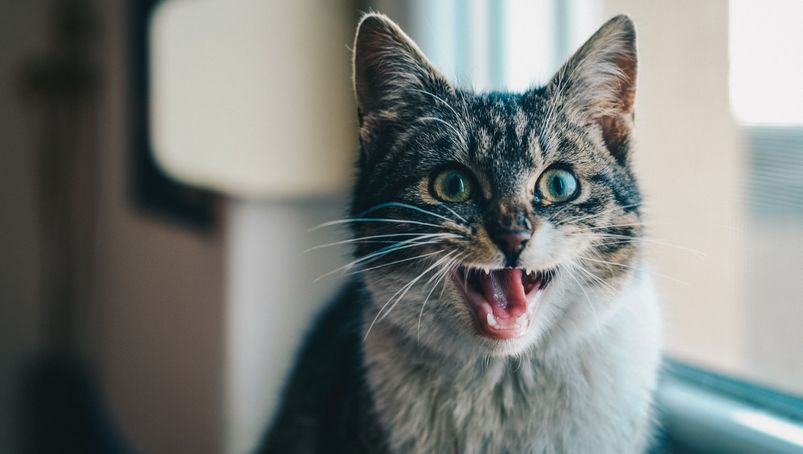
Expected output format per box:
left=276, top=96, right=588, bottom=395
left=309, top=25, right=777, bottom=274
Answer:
left=362, top=265, right=661, bottom=453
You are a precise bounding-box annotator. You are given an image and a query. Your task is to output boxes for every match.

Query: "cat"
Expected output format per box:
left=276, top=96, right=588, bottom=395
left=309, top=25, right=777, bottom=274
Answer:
left=259, top=12, right=661, bottom=454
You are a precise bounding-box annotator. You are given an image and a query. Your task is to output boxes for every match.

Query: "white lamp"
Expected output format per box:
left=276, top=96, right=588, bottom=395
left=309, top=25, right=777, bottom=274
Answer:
left=150, top=0, right=357, bottom=198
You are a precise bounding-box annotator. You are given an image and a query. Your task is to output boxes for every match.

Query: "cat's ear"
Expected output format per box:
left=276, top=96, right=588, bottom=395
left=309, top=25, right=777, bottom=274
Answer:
left=352, top=13, right=452, bottom=119
left=547, top=15, right=637, bottom=165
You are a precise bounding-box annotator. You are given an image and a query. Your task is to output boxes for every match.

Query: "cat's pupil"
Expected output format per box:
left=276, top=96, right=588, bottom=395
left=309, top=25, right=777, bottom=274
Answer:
left=447, top=174, right=464, bottom=196
left=552, top=176, right=565, bottom=196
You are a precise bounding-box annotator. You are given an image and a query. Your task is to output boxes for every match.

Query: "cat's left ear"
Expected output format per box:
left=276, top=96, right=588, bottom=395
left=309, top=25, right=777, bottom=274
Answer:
left=352, top=14, right=453, bottom=134
left=545, top=15, right=637, bottom=166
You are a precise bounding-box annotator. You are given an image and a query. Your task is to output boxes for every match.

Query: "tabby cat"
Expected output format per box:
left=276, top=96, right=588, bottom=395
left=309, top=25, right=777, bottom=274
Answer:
left=260, top=13, right=661, bottom=454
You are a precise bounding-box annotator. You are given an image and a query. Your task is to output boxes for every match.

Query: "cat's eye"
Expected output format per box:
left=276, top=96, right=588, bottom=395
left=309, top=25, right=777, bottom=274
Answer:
left=432, top=168, right=473, bottom=203
left=537, top=168, right=579, bottom=203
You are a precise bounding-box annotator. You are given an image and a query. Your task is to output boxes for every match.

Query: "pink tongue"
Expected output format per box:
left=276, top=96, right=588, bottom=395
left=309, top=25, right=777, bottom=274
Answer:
left=479, top=268, right=528, bottom=319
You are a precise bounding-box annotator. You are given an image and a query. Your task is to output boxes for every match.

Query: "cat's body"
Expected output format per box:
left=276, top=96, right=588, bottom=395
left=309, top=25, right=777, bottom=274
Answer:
left=262, top=272, right=660, bottom=454
left=261, top=13, right=661, bottom=454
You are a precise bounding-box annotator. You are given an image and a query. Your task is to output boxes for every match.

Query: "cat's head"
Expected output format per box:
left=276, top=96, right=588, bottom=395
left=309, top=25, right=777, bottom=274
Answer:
left=350, top=13, right=643, bottom=357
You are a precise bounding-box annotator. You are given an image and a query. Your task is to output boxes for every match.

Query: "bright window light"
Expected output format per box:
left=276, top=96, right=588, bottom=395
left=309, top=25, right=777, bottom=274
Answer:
left=502, top=0, right=556, bottom=91
left=732, top=410, right=803, bottom=449
left=729, top=0, right=803, bottom=125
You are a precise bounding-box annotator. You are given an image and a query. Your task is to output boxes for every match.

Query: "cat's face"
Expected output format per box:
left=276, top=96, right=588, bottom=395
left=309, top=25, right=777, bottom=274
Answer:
left=350, top=14, right=643, bottom=357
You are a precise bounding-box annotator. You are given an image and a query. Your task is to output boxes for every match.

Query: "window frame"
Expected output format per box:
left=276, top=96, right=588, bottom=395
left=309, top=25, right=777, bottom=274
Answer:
left=657, top=358, right=803, bottom=453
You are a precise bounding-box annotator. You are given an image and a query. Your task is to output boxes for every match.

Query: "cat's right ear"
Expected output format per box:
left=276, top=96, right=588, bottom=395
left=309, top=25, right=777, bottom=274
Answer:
left=352, top=13, right=453, bottom=126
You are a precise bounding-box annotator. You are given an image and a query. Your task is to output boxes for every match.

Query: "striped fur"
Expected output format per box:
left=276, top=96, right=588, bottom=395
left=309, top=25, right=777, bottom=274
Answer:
left=262, top=13, right=661, bottom=454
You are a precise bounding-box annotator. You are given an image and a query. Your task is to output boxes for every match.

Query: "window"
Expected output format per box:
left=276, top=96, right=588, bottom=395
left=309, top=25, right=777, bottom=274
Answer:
left=712, top=0, right=803, bottom=397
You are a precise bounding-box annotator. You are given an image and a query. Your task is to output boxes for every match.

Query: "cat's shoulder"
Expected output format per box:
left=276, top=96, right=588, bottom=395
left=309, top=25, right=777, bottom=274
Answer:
left=257, top=277, right=385, bottom=453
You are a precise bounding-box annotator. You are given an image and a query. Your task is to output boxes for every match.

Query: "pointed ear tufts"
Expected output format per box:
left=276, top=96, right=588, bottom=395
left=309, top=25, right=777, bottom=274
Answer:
left=549, top=15, right=638, bottom=165
left=352, top=13, right=451, bottom=117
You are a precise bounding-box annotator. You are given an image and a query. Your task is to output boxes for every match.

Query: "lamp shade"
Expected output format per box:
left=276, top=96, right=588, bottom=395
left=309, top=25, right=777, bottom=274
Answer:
left=150, top=0, right=357, bottom=198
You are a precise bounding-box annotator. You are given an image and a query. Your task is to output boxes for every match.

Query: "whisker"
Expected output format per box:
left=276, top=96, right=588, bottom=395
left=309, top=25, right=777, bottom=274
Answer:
left=377, top=250, right=460, bottom=325
left=309, top=217, right=444, bottom=232
left=579, top=253, right=690, bottom=287
left=548, top=203, right=576, bottom=220
left=438, top=256, right=464, bottom=301
left=416, top=116, right=467, bottom=146
left=364, top=250, right=457, bottom=342
left=542, top=69, right=567, bottom=135
left=575, top=222, right=646, bottom=231
left=571, top=259, right=619, bottom=297
left=578, top=254, right=629, bottom=269
left=313, top=239, right=447, bottom=283
left=438, top=204, right=469, bottom=224
left=356, top=201, right=466, bottom=224
left=408, top=88, right=462, bottom=122
left=563, top=263, right=602, bottom=328
left=554, top=203, right=642, bottom=226
left=577, top=234, right=706, bottom=258
left=417, top=253, right=464, bottom=341
left=304, top=232, right=459, bottom=253
left=364, top=251, right=449, bottom=340
left=351, top=250, right=444, bottom=275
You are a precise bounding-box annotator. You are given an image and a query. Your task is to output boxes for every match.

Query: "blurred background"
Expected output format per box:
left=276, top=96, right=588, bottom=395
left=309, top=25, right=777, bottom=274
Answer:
left=0, top=0, right=801, bottom=453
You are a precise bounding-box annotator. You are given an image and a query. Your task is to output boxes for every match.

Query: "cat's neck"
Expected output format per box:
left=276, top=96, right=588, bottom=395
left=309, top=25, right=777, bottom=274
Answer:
left=361, top=270, right=661, bottom=453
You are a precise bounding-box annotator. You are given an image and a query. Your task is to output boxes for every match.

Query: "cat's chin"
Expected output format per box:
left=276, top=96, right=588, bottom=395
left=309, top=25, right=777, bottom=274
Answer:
left=452, top=266, right=555, bottom=341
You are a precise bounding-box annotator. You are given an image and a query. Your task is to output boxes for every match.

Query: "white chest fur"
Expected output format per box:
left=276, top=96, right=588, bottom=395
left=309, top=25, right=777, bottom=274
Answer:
left=363, top=272, right=661, bottom=454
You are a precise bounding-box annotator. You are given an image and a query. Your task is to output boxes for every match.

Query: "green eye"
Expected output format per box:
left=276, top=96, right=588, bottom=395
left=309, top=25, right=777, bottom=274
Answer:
left=538, top=168, right=579, bottom=203
left=432, top=168, right=473, bottom=203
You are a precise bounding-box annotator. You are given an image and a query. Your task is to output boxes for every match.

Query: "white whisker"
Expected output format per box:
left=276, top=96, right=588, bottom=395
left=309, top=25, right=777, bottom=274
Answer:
left=304, top=232, right=458, bottom=253
left=417, top=253, right=465, bottom=341
left=378, top=251, right=460, bottom=324
left=353, top=250, right=444, bottom=275
left=554, top=203, right=642, bottom=226
left=571, top=260, right=618, bottom=297
left=568, top=228, right=706, bottom=259
left=357, top=201, right=467, bottom=224
left=416, top=116, right=467, bottom=146
left=564, top=263, right=602, bottom=329
left=364, top=250, right=458, bottom=342
left=577, top=222, right=645, bottom=230
left=579, top=253, right=690, bottom=287
left=313, top=239, right=447, bottom=283
left=409, top=88, right=462, bottom=122
left=309, top=217, right=444, bottom=232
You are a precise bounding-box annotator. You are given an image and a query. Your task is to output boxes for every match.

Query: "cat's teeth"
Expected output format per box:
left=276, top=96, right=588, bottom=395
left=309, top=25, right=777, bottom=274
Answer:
left=486, top=313, right=498, bottom=327
left=516, top=314, right=528, bottom=328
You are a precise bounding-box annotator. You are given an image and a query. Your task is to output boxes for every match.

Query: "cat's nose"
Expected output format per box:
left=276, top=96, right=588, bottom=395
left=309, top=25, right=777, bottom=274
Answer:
left=494, top=231, right=531, bottom=265
left=488, top=209, right=534, bottom=266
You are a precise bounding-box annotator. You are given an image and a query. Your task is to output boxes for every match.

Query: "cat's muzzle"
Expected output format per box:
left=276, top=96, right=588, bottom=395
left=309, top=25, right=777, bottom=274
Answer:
left=453, top=267, right=554, bottom=340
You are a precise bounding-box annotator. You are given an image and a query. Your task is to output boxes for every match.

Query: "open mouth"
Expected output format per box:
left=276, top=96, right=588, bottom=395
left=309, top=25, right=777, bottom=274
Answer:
left=453, top=266, right=555, bottom=340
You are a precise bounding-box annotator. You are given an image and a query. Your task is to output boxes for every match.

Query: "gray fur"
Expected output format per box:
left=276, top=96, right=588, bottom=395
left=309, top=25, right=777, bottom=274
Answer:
left=287, top=13, right=662, bottom=453
left=353, top=15, right=660, bottom=453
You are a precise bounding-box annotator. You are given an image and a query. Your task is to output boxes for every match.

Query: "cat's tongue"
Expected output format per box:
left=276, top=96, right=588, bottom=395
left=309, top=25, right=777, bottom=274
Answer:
left=478, top=268, right=529, bottom=334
